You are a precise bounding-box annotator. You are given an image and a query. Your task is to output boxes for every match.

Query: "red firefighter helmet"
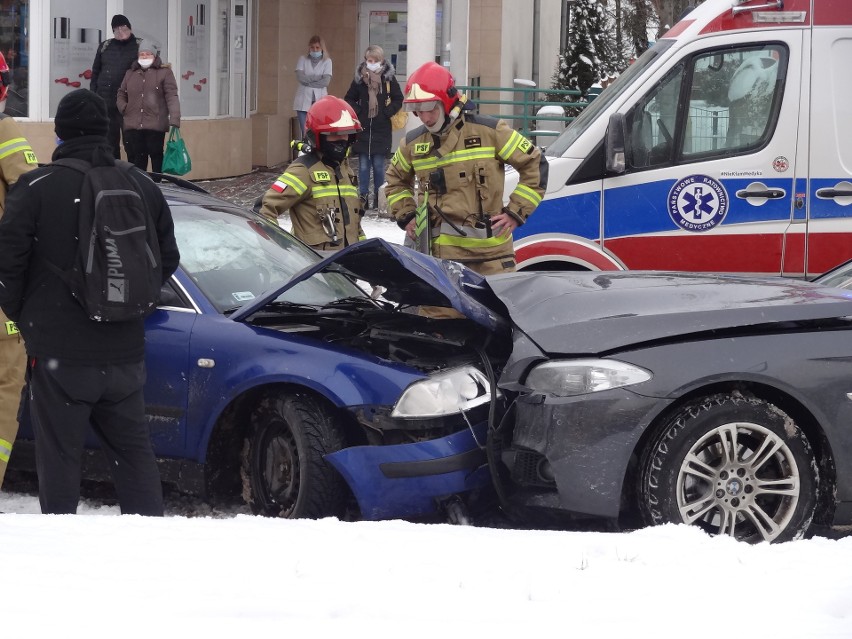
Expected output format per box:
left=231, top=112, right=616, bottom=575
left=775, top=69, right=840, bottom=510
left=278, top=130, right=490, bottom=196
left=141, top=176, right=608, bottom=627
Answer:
left=403, top=61, right=458, bottom=114
left=0, top=51, right=8, bottom=105
left=304, top=95, right=362, bottom=147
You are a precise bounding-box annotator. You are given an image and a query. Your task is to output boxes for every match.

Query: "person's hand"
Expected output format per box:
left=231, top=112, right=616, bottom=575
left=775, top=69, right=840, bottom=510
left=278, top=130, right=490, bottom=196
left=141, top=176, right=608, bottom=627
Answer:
left=405, top=217, right=417, bottom=242
left=489, top=211, right=519, bottom=237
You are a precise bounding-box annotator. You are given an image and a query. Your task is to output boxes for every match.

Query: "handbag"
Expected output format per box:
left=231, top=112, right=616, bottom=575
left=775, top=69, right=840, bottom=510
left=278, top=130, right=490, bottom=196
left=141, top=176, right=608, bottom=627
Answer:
left=162, top=126, right=192, bottom=176
left=390, top=109, right=408, bottom=131
left=386, top=80, right=408, bottom=130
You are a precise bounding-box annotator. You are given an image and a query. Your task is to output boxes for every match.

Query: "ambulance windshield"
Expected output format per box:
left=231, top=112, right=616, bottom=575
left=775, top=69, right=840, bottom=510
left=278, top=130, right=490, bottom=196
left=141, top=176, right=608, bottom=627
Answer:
left=545, top=39, right=675, bottom=158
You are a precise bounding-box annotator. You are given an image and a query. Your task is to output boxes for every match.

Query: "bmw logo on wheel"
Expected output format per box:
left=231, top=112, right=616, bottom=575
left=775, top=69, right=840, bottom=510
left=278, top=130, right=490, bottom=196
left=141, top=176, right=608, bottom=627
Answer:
left=667, top=174, right=729, bottom=232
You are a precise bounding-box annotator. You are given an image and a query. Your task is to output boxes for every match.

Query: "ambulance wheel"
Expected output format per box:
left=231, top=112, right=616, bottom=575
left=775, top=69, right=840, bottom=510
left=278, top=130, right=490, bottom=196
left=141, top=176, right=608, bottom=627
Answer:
left=242, top=390, right=346, bottom=518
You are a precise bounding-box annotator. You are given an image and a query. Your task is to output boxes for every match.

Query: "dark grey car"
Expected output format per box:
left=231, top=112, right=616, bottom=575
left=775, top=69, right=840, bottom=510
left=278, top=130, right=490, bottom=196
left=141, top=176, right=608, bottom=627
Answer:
left=294, top=240, right=852, bottom=542
left=490, top=270, right=852, bottom=542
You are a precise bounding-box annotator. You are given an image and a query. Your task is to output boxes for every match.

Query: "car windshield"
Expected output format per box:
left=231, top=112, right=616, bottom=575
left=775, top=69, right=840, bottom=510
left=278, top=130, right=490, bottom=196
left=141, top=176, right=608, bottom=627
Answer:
left=814, top=261, right=852, bottom=290
left=171, top=204, right=366, bottom=313
left=545, top=39, right=675, bottom=158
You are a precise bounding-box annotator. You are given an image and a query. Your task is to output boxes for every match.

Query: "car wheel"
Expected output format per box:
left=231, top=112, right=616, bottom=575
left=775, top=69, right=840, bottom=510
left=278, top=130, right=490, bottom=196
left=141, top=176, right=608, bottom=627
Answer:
left=639, top=393, right=818, bottom=543
left=242, top=390, right=346, bottom=518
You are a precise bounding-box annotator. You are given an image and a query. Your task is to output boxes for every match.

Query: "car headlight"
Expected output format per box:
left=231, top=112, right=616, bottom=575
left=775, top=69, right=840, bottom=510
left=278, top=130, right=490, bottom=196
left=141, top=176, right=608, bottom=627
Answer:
left=524, top=359, right=651, bottom=397
left=391, top=366, right=491, bottom=418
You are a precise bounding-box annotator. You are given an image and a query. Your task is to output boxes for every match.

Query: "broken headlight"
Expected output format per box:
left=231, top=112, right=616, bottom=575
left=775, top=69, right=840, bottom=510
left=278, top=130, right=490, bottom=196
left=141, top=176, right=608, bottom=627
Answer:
left=392, top=366, right=491, bottom=417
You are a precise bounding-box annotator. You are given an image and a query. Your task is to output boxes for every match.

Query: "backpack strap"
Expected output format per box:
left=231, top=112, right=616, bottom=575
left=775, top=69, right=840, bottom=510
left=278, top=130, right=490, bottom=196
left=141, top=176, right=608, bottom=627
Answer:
left=45, top=158, right=93, bottom=283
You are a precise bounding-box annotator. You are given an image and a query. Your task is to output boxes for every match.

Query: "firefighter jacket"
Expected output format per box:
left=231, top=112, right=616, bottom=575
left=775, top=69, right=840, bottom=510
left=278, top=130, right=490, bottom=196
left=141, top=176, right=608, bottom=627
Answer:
left=384, top=112, right=548, bottom=264
left=0, top=113, right=37, bottom=483
left=0, top=114, right=38, bottom=342
left=259, top=152, right=365, bottom=249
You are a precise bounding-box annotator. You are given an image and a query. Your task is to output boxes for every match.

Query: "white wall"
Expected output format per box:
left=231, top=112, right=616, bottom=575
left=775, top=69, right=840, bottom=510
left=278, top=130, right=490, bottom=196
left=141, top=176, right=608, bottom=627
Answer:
left=499, top=0, right=562, bottom=91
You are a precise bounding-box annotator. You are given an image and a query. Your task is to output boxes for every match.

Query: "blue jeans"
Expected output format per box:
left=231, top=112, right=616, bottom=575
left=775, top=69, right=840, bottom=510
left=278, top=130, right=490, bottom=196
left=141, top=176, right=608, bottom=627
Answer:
left=296, top=111, right=308, bottom=138
left=359, top=153, right=387, bottom=207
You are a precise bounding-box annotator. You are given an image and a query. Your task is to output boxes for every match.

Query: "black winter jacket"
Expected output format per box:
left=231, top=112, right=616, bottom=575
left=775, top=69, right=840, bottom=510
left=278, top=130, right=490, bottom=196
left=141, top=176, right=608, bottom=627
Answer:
left=0, top=137, right=180, bottom=363
left=90, top=36, right=141, bottom=109
left=344, top=61, right=403, bottom=157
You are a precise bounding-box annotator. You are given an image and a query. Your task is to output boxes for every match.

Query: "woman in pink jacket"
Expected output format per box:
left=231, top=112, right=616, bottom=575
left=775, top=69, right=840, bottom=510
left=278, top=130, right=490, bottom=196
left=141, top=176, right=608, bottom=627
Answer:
left=117, top=43, right=180, bottom=177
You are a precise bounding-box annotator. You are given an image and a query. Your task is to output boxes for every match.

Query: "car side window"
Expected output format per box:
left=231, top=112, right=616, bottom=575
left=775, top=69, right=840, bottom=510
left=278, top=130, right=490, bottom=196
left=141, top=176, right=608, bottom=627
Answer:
left=626, top=63, right=684, bottom=169
left=625, top=43, right=788, bottom=171
left=158, top=280, right=191, bottom=309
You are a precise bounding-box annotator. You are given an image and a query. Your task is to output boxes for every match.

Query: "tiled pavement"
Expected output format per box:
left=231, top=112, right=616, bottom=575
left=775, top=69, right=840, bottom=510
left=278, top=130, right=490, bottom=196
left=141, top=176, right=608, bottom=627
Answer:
left=193, top=158, right=389, bottom=217
left=194, top=165, right=284, bottom=210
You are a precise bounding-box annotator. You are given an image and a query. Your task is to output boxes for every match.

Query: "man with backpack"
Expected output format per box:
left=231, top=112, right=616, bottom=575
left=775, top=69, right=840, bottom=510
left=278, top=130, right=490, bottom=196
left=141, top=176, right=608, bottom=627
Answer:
left=0, top=89, right=180, bottom=516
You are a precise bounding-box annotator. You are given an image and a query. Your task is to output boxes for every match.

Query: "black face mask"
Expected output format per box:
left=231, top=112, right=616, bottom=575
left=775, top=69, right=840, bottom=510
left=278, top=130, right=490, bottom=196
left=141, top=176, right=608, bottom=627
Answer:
left=320, top=138, right=349, bottom=164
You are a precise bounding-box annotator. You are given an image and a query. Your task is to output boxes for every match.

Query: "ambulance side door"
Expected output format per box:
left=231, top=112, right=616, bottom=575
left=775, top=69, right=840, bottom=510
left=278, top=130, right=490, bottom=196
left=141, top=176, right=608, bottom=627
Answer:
left=806, top=6, right=852, bottom=275
left=601, top=32, right=803, bottom=274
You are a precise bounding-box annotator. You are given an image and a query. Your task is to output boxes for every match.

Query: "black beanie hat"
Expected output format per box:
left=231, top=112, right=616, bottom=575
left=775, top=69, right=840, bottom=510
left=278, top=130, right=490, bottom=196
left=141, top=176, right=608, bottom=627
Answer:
left=111, top=14, right=131, bottom=29
left=54, top=89, right=110, bottom=140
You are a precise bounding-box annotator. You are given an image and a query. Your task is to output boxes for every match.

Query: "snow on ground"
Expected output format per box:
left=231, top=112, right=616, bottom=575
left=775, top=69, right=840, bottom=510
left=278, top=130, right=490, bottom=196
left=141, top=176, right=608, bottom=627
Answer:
left=1, top=496, right=850, bottom=637
left=3, top=218, right=852, bottom=637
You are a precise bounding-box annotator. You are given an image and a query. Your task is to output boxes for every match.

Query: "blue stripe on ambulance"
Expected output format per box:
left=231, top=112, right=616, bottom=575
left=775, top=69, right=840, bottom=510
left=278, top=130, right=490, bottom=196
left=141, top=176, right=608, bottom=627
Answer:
left=513, top=190, right=602, bottom=241
left=810, top=178, right=852, bottom=220
left=603, top=178, right=795, bottom=238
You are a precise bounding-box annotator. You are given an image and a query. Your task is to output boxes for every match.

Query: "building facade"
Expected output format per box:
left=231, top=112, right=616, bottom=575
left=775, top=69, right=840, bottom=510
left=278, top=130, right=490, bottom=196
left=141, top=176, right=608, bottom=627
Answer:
left=6, top=0, right=561, bottom=179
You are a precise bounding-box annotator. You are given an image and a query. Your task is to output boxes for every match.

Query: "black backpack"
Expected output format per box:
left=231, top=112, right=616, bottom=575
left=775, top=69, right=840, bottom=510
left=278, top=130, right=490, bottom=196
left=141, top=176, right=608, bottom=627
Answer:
left=47, top=159, right=163, bottom=322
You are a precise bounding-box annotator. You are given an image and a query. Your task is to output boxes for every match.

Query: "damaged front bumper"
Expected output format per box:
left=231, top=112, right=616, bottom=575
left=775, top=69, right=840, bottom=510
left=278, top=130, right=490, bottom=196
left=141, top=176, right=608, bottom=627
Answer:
left=326, top=421, right=491, bottom=520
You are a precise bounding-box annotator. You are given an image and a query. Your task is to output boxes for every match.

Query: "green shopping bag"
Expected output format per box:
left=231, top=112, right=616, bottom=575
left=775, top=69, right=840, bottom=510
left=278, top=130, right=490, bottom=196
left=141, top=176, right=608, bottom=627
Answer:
left=162, top=126, right=192, bottom=176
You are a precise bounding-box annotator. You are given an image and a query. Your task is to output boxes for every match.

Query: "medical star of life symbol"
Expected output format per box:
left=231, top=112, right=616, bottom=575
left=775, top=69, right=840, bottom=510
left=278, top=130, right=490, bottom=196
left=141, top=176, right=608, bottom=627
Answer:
left=682, top=187, right=716, bottom=220
left=667, top=174, right=729, bottom=233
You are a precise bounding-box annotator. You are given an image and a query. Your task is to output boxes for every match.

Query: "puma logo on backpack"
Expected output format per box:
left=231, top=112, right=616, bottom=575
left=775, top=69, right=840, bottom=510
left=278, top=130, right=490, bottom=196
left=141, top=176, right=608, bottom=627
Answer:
left=47, top=159, right=163, bottom=322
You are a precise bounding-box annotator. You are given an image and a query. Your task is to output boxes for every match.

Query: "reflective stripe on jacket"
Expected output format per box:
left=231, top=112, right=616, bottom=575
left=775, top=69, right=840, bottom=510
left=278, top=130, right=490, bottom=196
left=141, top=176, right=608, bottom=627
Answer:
left=259, top=153, right=365, bottom=249
left=385, top=112, right=547, bottom=263
left=0, top=114, right=37, bottom=340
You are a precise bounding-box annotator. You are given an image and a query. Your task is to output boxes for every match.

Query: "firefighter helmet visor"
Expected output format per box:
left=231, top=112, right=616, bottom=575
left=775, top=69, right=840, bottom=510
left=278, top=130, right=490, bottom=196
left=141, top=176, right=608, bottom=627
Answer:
left=403, top=100, right=441, bottom=113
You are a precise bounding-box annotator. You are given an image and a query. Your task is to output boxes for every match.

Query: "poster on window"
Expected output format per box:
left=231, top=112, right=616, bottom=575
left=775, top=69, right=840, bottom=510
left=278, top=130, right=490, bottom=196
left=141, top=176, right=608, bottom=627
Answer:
left=181, top=0, right=210, bottom=116
left=50, top=0, right=106, bottom=117
left=369, top=11, right=407, bottom=76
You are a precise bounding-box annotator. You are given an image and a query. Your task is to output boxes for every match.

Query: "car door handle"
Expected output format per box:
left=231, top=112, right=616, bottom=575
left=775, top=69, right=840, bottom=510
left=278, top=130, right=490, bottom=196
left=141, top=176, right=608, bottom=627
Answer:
left=735, top=187, right=785, bottom=199
left=815, top=187, right=852, bottom=199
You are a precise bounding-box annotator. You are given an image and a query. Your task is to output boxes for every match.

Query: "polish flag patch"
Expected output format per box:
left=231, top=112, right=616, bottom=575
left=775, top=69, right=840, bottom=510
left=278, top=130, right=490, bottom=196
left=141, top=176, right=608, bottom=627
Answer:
left=271, top=180, right=287, bottom=193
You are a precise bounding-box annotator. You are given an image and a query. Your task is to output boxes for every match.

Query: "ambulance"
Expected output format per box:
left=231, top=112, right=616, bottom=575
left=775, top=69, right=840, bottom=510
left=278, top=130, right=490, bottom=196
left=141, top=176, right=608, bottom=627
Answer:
left=511, top=0, right=852, bottom=276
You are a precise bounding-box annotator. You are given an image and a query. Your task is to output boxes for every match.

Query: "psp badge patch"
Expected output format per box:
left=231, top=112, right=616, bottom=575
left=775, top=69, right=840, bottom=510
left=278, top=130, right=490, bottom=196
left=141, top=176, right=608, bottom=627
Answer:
left=667, top=174, right=729, bottom=232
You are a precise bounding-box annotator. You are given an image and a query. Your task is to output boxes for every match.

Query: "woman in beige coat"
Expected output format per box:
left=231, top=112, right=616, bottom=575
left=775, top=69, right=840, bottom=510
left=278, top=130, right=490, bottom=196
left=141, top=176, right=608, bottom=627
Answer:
left=117, top=44, right=180, bottom=176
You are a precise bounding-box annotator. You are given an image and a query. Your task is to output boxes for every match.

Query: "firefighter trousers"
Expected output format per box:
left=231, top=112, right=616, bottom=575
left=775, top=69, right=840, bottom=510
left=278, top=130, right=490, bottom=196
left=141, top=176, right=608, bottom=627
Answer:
left=0, top=333, right=26, bottom=488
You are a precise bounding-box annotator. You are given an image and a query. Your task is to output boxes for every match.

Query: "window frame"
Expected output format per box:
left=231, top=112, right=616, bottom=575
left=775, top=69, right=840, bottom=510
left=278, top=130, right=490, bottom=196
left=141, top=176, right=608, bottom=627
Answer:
left=623, top=42, right=790, bottom=173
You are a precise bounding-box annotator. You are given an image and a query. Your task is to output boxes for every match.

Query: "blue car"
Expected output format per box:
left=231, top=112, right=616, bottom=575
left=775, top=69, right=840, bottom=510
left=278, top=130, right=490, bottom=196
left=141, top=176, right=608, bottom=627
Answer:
left=14, top=182, right=506, bottom=521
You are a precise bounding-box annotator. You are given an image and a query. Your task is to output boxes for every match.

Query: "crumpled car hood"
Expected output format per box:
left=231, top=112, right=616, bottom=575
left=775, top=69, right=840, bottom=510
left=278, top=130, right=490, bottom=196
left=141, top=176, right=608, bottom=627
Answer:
left=484, top=271, right=852, bottom=354
left=231, top=238, right=508, bottom=331
left=233, top=240, right=852, bottom=354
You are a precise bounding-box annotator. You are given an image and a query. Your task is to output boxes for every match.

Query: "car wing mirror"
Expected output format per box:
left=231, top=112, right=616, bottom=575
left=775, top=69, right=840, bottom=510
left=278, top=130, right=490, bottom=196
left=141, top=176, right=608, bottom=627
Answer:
left=605, top=113, right=627, bottom=175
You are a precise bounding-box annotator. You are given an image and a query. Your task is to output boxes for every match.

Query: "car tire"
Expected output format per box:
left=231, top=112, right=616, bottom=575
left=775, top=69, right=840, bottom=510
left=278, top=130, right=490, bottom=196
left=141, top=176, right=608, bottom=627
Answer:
left=242, top=390, right=346, bottom=519
left=639, top=393, right=818, bottom=543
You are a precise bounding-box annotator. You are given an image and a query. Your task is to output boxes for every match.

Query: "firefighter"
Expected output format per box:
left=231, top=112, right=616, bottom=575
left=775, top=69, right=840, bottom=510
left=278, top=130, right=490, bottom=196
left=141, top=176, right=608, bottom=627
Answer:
left=385, top=61, right=548, bottom=275
left=260, top=95, right=366, bottom=251
left=0, top=94, right=39, bottom=489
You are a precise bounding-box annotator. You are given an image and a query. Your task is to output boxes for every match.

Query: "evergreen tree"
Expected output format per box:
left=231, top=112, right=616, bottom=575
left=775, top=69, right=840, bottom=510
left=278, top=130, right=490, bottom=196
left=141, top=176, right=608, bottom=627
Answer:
left=622, top=0, right=655, bottom=58
left=550, top=0, right=613, bottom=111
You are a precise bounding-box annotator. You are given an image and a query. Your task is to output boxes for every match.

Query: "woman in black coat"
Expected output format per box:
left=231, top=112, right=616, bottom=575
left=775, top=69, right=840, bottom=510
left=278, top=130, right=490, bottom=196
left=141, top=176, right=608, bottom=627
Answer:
left=344, top=45, right=403, bottom=211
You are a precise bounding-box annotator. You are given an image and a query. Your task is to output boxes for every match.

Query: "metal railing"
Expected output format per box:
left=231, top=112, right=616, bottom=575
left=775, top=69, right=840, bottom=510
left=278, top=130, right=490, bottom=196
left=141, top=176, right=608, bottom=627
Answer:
left=456, top=81, right=592, bottom=140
